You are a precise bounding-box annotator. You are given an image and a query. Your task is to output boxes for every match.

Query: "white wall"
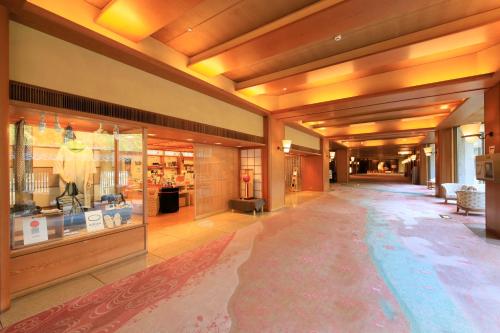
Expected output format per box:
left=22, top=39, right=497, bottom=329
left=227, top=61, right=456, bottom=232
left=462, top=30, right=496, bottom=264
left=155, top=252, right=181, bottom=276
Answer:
left=9, top=22, right=264, bottom=137
left=284, top=126, right=321, bottom=150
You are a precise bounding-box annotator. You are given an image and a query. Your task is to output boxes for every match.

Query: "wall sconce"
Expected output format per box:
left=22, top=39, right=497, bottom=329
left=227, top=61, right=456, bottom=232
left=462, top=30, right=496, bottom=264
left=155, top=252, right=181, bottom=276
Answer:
left=329, top=151, right=336, bottom=160
left=278, top=139, right=292, bottom=153
left=423, top=146, right=433, bottom=157
left=460, top=123, right=493, bottom=143
left=350, top=156, right=355, bottom=162
left=410, top=154, right=417, bottom=161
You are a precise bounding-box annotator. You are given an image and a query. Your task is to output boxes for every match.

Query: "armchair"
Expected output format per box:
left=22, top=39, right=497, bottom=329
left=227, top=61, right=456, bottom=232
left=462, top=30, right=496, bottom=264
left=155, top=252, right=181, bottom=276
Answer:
left=456, top=189, right=485, bottom=215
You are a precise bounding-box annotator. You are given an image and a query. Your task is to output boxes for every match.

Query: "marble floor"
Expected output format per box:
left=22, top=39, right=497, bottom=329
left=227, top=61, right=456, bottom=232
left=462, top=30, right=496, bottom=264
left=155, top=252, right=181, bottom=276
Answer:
left=2, top=185, right=498, bottom=332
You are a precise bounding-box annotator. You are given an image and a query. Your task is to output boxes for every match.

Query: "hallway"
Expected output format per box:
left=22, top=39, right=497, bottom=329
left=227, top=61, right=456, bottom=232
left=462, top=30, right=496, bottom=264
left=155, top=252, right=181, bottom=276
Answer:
left=2, top=182, right=497, bottom=332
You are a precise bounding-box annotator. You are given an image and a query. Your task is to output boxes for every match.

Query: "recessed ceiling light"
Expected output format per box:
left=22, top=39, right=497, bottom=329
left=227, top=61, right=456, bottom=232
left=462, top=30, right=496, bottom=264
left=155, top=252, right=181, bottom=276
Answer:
left=440, top=104, right=449, bottom=110
left=186, top=138, right=194, bottom=141
left=282, top=87, right=287, bottom=91
left=236, top=145, right=242, bottom=148
left=215, top=142, right=222, bottom=145
left=147, top=133, right=156, bottom=136
left=334, top=34, right=342, bottom=41
left=187, top=27, right=193, bottom=32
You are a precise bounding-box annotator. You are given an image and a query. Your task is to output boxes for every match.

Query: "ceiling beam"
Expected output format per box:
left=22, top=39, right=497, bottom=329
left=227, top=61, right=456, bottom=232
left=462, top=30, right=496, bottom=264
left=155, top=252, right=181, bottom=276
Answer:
left=235, top=8, right=500, bottom=90
left=308, top=109, right=452, bottom=128
left=272, top=74, right=493, bottom=120
left=328, top=127, right=436, bottom=140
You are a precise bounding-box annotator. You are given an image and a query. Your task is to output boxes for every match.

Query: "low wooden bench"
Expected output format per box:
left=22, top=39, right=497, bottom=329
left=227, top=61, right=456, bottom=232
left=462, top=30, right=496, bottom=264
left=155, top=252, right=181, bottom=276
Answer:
left=229, top=198, right=265, bottom=215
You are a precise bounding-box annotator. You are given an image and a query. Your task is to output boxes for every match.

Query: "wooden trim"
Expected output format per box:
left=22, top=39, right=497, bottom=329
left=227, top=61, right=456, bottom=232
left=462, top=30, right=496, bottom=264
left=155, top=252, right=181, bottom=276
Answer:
left=290, top=144, right=321, bottom=156
left=12, top=250, right=147, bottom=299
left=0, top=3, right=10, bottom=312
left=6, top=2, right=269, bottom=117
left=9, top=81, right=265, bottom=144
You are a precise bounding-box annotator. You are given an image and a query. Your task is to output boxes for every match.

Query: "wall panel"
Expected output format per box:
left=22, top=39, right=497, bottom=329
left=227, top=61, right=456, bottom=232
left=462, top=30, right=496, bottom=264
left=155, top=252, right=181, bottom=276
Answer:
left=195, top=144, right=238, bottom=218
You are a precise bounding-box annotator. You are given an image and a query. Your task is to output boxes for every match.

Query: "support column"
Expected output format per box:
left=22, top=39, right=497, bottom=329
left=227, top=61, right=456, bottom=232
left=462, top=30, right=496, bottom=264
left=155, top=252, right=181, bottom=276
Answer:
left=300, top=139, right=330, bottom=192
left=419, top=145, right=428, bottom=186
left=484, top=83, right=500, bottom=235
left=336, top=149, right=349, bottom=183
left=435, top=128, right=455, bottom=197
left=264, top=116, right=285, bottom=211
left=321, top=138, right=330, bottom=191
left=0, top=4, right=10, bottom=312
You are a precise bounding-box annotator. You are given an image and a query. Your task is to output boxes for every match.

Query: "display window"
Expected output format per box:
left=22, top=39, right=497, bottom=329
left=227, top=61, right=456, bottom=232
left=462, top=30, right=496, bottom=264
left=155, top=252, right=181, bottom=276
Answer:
left=9, top=108, right=145, bottom=250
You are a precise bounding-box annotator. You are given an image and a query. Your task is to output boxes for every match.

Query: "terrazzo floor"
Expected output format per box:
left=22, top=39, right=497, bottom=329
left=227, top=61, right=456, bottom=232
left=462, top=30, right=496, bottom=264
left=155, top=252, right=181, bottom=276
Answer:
left=2, top=183, right=498, bottom=333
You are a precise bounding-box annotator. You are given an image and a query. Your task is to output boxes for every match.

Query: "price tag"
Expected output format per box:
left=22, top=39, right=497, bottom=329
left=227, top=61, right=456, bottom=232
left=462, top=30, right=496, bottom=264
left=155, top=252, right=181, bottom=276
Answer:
left=23, top=216, right=49, bottom=245
left=85, top=210, right=105, bottom=232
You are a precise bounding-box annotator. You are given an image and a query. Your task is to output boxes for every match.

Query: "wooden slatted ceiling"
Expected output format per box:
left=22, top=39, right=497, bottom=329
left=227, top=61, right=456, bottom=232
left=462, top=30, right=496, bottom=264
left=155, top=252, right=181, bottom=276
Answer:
left=237, top=21, right=500, bottom=96
left=153, top=0, right=319, bottom=56
left=187, top=0, right=500, bottom=78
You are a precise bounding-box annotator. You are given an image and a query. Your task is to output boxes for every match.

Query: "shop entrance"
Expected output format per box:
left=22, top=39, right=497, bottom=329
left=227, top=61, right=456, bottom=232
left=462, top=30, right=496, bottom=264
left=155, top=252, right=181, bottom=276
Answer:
left=146, top=137, right=195, bottom=227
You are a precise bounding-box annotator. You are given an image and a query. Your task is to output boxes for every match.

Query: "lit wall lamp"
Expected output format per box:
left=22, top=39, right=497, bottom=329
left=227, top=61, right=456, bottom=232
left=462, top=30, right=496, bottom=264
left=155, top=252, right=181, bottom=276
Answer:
left=410, top=154, right=417, bottom=161
left=278, top=139, right=292, bottom=153
left=423, top=146, right=433, bottom=157
left=329, top=151, right=336, bottom=160
left=460, top=123, right=493, bottom=143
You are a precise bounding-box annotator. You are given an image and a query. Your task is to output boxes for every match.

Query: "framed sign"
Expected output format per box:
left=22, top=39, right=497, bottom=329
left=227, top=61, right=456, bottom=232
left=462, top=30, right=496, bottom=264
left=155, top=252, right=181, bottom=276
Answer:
left=22, top=216, right=49, bottom=245
left=85, top=210, right=105, bottom=232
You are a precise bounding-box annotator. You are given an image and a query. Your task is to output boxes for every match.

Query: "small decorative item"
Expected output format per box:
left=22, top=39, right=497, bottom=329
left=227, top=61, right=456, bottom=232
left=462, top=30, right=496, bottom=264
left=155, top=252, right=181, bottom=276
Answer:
left=103, top=215, right=114, bottom=228
left=39, top=112, right=46, bottom=133
left=113, top=213, right=122, bottom=226
left=241, top=169, right=254, bottom=199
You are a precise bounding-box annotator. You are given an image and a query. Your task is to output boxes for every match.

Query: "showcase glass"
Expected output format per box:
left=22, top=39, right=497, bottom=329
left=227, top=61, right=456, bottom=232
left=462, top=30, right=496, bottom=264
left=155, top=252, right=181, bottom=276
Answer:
left=9, top=108, right=145, bottom=249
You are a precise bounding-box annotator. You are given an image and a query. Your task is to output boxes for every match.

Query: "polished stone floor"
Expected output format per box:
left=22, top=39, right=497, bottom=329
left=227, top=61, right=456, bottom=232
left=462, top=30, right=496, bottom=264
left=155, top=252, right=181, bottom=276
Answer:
left=2, top=184, right=498, bottom=332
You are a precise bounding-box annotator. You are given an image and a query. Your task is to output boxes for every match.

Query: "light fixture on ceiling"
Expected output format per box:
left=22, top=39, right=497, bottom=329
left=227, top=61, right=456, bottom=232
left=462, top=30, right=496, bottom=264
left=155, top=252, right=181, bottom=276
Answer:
left=39, top=112, right=46, bottom=133
left=398, top=150, right=411, bottom=155
left=278, top=139, right=292, bottom=153
left=187, top=27, right=193, bottom=32
left=334, top=34, right=342, bottom=41
left=460, top=123, right=492, bottom=143
left=440, top=104, right=449, bottom=110
left=147, top=133, right=156, bottom=136
left=424, top=146, right=433, bottom=157
left=215, top=142, right=222, bottom=145
left=282, top=87, right=288, bottom=92
left=186, top=138, right=194, bottom=141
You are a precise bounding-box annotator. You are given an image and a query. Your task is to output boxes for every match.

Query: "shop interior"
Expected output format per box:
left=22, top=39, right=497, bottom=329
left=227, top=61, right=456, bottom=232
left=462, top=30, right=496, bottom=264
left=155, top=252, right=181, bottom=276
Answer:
left=146, top=137, right=195, bottom=225
left=8, top=106, right=145, bottom=251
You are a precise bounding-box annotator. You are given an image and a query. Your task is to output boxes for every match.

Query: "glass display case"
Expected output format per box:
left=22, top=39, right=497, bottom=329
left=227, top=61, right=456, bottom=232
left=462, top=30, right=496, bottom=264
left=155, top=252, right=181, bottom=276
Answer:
left=9, top=108, right=145, bottom=250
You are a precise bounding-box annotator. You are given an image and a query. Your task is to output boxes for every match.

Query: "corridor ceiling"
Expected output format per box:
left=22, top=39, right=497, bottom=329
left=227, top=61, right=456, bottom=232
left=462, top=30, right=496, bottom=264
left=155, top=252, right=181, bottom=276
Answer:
left=5, top=0, right=500, bottom=155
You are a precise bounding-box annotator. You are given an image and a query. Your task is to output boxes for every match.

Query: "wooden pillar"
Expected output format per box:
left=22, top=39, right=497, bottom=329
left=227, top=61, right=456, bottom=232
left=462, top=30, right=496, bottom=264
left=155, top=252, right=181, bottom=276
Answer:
left=484, top=83, right=500, bottom=236
left=336, top=149, right=349, bottom=183
left=435, top=128, right=455, bottom=197
left=321, top=138, right=330, bottom=191
left=264, top=116, right=285, bottom=211
left=419, top=145, right=428, bottom=186
left=0, top=4, right=10, bottom=311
